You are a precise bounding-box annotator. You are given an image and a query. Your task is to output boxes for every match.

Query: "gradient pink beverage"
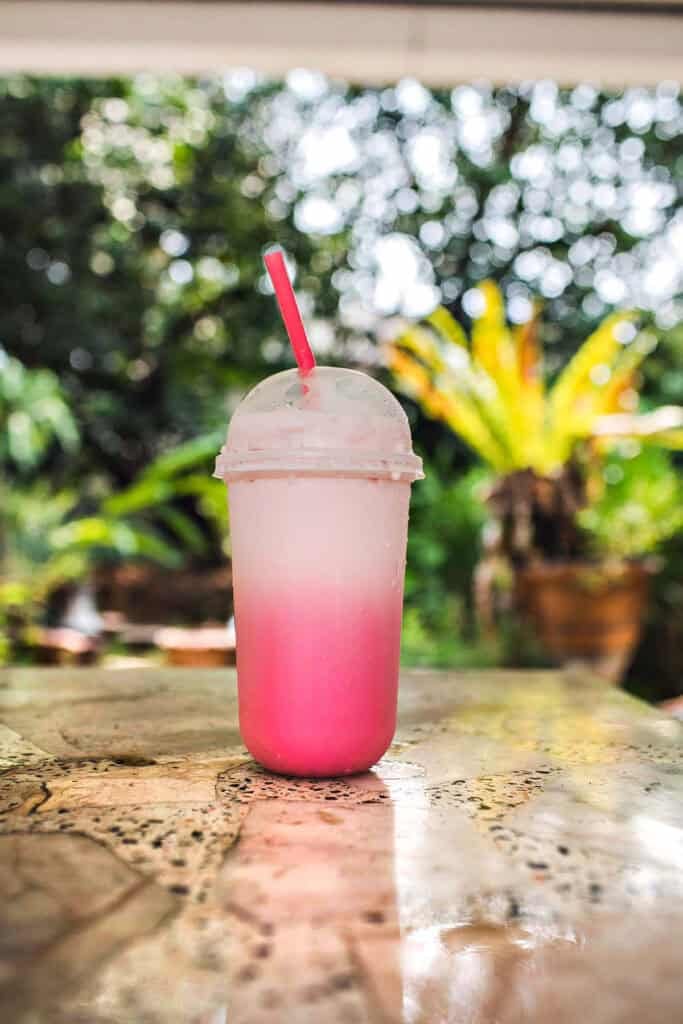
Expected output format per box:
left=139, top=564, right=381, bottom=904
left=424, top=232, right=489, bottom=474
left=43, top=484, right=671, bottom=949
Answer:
left=216, top=367, right=422, bottom=777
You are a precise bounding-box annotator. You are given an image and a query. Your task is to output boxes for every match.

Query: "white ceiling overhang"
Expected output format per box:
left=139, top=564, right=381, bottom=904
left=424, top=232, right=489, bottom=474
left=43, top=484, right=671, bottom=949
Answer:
left=0, top=1, right=681, bottom=85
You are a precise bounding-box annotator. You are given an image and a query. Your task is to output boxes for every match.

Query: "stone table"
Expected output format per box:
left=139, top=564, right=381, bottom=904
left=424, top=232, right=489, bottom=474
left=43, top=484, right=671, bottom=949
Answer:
left=1, top=667, right=682, bottom=1024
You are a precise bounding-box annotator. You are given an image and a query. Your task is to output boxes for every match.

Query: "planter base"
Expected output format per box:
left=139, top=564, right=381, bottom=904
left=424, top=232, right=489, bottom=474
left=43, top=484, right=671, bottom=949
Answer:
left=153, top=627, right=236, bottom=668
left=517, top=561, right=652, bottom=685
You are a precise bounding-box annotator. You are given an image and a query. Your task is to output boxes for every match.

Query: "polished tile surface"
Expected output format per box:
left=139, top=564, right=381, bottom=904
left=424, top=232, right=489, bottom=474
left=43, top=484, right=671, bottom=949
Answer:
left=1, top=667, right=682, bottom=1023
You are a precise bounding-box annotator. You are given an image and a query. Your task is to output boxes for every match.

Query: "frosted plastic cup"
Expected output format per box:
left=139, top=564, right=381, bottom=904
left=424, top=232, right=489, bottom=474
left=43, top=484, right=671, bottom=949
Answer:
left=215, top=366, right=423, bottom=777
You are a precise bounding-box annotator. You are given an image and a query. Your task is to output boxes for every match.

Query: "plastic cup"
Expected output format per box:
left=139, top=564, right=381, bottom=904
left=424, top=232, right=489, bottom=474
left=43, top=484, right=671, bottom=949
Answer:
left=215, top=365, right=423, bottom=777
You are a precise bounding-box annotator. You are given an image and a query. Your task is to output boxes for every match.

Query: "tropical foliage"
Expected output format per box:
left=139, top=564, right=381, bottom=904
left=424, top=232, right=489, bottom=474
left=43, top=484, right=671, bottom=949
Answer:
left=389, top=282, right=682, bottom=573
left=1, top=75, right=681, bottom=691
left=0, top=433, right=227, bottom=661
left=0, top=351, right=78, bottom=473
left=389, top=280, right=681, bottom=478
left=3, top=76, right=682, bottom=495
left=579, top=447, right=683, bottom=559
left=0, top=76, right=318, bottom=491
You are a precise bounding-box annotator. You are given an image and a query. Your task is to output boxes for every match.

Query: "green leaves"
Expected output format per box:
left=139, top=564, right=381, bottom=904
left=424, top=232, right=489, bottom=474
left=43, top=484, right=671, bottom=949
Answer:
left=141, top=431, right=225, bottom=481
left=50, top=517, right=182, bottom=568
left=405, top=464, right=489, bottom=617
left=103, top=478, right=174, bottom=517
left=579, top=448, right=683, bottom=559
left=0, top=354, right=79, bottom=472
left=0, top=422, right=229, bottom=634
left=103, top=430, right=228, bottom=548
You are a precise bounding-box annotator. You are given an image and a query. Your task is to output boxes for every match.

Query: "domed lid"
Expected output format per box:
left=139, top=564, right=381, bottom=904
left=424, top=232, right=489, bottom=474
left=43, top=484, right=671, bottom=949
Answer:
left=215, top=366, right=423, bottom=482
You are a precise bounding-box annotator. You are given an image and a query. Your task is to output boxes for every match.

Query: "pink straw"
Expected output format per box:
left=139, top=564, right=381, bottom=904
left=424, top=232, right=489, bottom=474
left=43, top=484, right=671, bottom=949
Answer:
left=263, top=246, right=316, bottom=376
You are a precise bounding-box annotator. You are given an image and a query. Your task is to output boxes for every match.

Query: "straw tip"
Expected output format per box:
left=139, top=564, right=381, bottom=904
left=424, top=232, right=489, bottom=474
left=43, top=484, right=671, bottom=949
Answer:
left=263, top=244, right=285, bottom=261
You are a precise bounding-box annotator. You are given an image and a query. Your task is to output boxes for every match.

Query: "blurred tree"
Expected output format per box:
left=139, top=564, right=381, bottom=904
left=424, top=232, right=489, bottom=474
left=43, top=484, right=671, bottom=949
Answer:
left=0, top=76, right=321, bottom=489
left=2, top=75, right=681, bottom=483
left=0, top=73, right=680, bottom=690
left=261, top=78, right=682, bottom=444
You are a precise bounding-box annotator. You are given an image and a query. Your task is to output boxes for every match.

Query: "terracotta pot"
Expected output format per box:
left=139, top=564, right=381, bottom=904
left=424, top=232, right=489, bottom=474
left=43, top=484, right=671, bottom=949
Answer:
left=165, top=647, right=235, bottom=668
left=31, top=627, right=99, bottom=666
left=516, top=560, right=653, bottom=684
left=154, top=627, right=236, bottom=668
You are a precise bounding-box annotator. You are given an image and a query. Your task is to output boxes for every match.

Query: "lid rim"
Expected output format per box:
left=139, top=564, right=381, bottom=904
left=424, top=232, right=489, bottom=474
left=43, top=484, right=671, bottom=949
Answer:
left=215, top=447, right=423, bottom=483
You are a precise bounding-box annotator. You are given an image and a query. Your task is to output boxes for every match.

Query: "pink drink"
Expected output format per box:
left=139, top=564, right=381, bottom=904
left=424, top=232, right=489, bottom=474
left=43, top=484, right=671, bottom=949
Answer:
left=216, top=367, right=422, bottom=777
left=230, top=477, right=409, bottom=775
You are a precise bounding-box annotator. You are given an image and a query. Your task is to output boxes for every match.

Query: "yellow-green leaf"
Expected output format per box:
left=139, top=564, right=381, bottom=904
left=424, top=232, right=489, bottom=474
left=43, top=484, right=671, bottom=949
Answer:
left=547, top=311, right=636, bottom=462
left=428, top=307, right=468, bottom=349
left=394, top=326, right=446, bottom=374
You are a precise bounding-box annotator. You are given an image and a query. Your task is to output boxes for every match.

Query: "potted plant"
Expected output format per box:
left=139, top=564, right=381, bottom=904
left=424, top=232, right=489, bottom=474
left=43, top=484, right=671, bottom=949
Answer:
left=515, top=446, right=682, bottom=682
left=0, top=477, right=188, bottom=663
left=388, top=282, right=682, bottom=682
left=0, top=429, right=230, bottom=665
